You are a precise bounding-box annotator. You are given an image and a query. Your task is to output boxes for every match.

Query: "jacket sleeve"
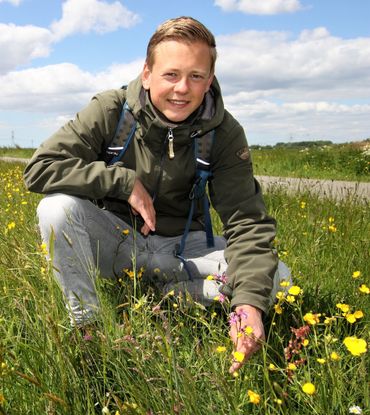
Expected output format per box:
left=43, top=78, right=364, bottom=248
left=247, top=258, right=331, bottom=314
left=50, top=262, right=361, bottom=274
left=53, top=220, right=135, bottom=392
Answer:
left=24, top=90, right=136, bottom=201
left=209, top=112, right=278, bottom=313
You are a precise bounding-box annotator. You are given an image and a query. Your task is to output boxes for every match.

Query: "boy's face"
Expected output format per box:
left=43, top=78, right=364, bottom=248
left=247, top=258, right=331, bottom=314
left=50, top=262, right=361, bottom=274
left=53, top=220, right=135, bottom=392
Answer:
left=142, top=40, right=214, bottom=123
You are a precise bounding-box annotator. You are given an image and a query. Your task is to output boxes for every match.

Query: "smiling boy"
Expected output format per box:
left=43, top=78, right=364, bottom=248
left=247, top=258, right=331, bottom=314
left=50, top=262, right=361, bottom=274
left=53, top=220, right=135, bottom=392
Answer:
left=24, top=16, right=286, bottom=373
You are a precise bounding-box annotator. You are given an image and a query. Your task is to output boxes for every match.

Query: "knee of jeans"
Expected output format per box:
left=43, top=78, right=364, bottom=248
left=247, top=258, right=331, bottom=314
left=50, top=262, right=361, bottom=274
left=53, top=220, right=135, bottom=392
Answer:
left=37, top=193, right=85, bottom=235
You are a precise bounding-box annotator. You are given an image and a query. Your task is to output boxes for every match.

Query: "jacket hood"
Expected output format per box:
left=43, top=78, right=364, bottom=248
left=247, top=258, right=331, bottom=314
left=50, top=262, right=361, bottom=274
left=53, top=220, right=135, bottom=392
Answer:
left=125, top=74, right=225, bottom=134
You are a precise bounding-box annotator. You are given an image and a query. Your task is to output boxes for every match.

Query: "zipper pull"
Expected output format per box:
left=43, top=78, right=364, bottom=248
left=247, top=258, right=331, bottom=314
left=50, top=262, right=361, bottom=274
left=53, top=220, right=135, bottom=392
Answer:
left=167, top=128, right=175, bottom=159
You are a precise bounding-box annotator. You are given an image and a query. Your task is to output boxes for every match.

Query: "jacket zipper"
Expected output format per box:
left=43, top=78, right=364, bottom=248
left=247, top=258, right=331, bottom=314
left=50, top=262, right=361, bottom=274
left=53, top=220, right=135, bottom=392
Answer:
left=167, top=128, right=175, bottom=159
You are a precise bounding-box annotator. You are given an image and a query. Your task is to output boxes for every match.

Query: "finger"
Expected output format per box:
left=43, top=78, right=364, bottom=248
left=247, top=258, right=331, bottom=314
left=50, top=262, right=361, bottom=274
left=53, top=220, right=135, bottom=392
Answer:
left=141, top=223, right=151, bottom=236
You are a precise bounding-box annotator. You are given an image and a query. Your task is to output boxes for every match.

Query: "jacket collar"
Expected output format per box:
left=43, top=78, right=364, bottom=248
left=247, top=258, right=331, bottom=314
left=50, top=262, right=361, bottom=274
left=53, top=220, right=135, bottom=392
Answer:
left=125, top=74, right=225, bottom=134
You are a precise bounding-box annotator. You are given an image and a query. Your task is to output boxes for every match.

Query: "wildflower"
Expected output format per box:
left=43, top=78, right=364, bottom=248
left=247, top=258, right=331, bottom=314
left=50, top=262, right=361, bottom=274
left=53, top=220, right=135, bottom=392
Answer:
left=123, top=268, right=135, bottom=279
left=302, top=382, right=316, bottom=395
left=232, top=371, right=239, bottom=378
left=324, top=316, right=336, bottom=325
left=244, top=326, right=254, bottom=335
left=328, top=224, right=337, bottom=233
left=330, top=352, right=340, bottom=361
left=247, top=390, right=261, bottom=405
left=286, top=295, right=296, bottom=303
left=303, top=312, right=320, bottom=325
left=343, top=336, right=367, bottom=356
left=336, top=303, right=350, bottom=313
left=167, top=290, right=175, bottom=296
left=316, top=358, right=326, bottom=364
left=346, top=314, right=357, bottom=324
left=302, top=339, right=309, bottom=346
left=352, top=271, right=361, bottom=279
left=213, top=293, right=226, bottom=303
left=40, top=243, right=48, bottom=255
left=274, top=398, right=283, bottom=405
left=233, top=351, right=245, bottom=363
left=353, top=310, right=364, bottom=319
left=280, top=280, right=290, bottom=287
left=206, top=275, right=214, bottom=280
left=300, top=201, right=306, bottom=209
left=122, top=229, right=130, bottom=235
left=287, top=363, right=297, bottom=371
left=268, top=363, right=277, bottom=371
left=359, top=284, right=370, bottom=294
left=7, top=221, right=15, bottom=230
left=216, top=346, right=227, bottom=353
left=328, top=216, right=335, bottom=223
left=349, top=405, right=362, bottom=414
left=276, top=291, right=285, bottom=300
left=288, top=286, right=301, bottom=296
left=274, top=304, right=283, bottom=314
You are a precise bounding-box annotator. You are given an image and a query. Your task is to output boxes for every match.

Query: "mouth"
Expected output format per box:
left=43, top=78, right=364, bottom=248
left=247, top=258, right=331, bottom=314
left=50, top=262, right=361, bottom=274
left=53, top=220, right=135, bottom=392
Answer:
left=168, top=99, right=189, bottom=107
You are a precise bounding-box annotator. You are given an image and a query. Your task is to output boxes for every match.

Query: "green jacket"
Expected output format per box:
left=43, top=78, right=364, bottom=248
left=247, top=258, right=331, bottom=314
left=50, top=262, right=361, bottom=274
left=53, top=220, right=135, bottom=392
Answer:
left=24, top=75, right=278, bottom=312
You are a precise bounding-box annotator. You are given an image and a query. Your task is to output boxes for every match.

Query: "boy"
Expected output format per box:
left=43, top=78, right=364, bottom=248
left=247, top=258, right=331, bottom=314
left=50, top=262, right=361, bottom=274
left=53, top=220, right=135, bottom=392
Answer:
left=24, top=16, right=288, bottom=373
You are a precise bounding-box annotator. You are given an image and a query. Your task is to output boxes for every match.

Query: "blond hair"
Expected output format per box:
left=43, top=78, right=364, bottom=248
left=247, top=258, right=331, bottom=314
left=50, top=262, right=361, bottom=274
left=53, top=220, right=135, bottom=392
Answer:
left=146, top=16, right=217, bottom=73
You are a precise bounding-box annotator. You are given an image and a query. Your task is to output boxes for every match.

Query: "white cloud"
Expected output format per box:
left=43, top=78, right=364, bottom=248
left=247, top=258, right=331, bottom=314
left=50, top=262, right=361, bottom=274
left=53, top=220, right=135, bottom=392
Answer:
left=0, top=0, right=22, bottom=5
left=50, top=0, right=141, bottom=40
left=216, top=28, right=370, bottom=101
left=0, top=23, right=53, bottom=74
left=214, top=0, right=303, bottom=15
left=0, top=60, right=143, bottom=112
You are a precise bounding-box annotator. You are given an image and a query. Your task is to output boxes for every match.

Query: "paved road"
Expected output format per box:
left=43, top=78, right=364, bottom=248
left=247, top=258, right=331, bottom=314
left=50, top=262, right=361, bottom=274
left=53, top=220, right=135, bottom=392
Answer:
left=1, top=157, right=369, bottom=202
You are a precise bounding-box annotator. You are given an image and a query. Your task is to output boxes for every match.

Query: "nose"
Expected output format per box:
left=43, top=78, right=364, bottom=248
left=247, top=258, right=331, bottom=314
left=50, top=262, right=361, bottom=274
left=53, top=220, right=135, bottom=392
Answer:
left=174, top=77, right=189, bottom=94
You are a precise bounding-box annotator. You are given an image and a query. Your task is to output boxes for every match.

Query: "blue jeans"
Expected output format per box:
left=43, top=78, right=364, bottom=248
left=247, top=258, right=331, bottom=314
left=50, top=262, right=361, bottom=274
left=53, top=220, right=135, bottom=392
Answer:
left=37, top=194, right=290, bottom=326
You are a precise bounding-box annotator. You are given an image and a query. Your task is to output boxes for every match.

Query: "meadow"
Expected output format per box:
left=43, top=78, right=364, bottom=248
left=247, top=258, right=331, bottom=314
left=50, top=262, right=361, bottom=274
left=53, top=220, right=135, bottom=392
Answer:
left=0, top=154, right=369, bottom=414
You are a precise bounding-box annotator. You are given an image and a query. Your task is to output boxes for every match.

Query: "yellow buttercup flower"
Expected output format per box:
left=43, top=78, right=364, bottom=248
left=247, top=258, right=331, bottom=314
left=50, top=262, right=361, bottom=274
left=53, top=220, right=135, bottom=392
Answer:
left=330, top=352, right=340, bottom=361
left=343, top=336, right=367, bottom=356
left=288, top=285, right=301, bottom=296
left=286, top=295, right=295, bottom=303
left=233, top=351, right=245, bottom=363
left=206, top=275, right=214, bottom=280
left=302, top=382, right=316, bottom=395
left=359, top=284, right=369, bottom=294
left=336, top=303, right=350, bottom=313
left=287, top=363, right=297, bottom=371
left=346, top=314, right=357, bottom=324
left=352, top=271, right=361, bottom=279
left=280, top=280, right=290, bottom=287
left=353, top=310, right=364, bottom=319
left=216, top=346, right=227, bottom=353
left=316, top=358, right=326, bottom=364
left=274, top=304, right=283, bottom=314
left=247, top=390, right=261, bottom=405
left=244, top=326, right=254, bottom=335
left=303, top=312, right=320, bottom=325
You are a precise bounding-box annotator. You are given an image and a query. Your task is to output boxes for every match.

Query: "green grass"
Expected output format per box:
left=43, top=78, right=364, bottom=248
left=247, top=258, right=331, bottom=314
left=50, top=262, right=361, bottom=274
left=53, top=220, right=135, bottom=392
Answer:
left=252, top=141, right=370, bottom=181
left=0, top=147, right=35, bottom=159
left=0, top=161, right=369, bottom=414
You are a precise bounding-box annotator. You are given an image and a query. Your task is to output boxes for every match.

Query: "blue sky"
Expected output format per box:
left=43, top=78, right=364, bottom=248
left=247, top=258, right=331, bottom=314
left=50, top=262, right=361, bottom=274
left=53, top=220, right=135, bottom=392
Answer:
left=1, top=0, right=370, bottom=147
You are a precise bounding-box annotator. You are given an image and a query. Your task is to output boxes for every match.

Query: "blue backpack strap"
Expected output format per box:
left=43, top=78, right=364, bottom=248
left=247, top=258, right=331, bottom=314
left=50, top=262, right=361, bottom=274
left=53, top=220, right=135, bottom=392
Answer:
left=174, top=130, right=215, bottom=279
left=104, top=101, right=136, bottom=165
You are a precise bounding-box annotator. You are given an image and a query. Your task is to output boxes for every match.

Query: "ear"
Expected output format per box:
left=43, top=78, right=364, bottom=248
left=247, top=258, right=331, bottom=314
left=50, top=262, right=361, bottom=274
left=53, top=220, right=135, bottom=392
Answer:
left=141, top=62, right=151, bottom=90
left=205, top=73, right=214, bottom=93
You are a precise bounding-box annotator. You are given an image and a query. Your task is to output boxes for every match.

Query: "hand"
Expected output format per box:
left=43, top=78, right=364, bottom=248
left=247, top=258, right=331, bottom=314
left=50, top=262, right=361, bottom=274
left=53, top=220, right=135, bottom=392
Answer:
left=229, top=304, right=265, bottom=374
left=128, top=178, right=156, bottom=236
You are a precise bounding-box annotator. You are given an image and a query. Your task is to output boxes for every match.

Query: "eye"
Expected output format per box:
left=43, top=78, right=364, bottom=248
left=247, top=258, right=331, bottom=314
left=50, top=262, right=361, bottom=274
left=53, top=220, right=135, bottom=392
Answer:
left=191, top=73, right=205, bottom=81
left=163, top=72, right=177, bottom=79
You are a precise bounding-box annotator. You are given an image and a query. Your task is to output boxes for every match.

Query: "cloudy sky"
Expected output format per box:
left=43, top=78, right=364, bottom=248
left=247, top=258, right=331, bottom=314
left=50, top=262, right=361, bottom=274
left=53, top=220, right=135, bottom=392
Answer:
left=1, top=0, right=369, bottom=147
